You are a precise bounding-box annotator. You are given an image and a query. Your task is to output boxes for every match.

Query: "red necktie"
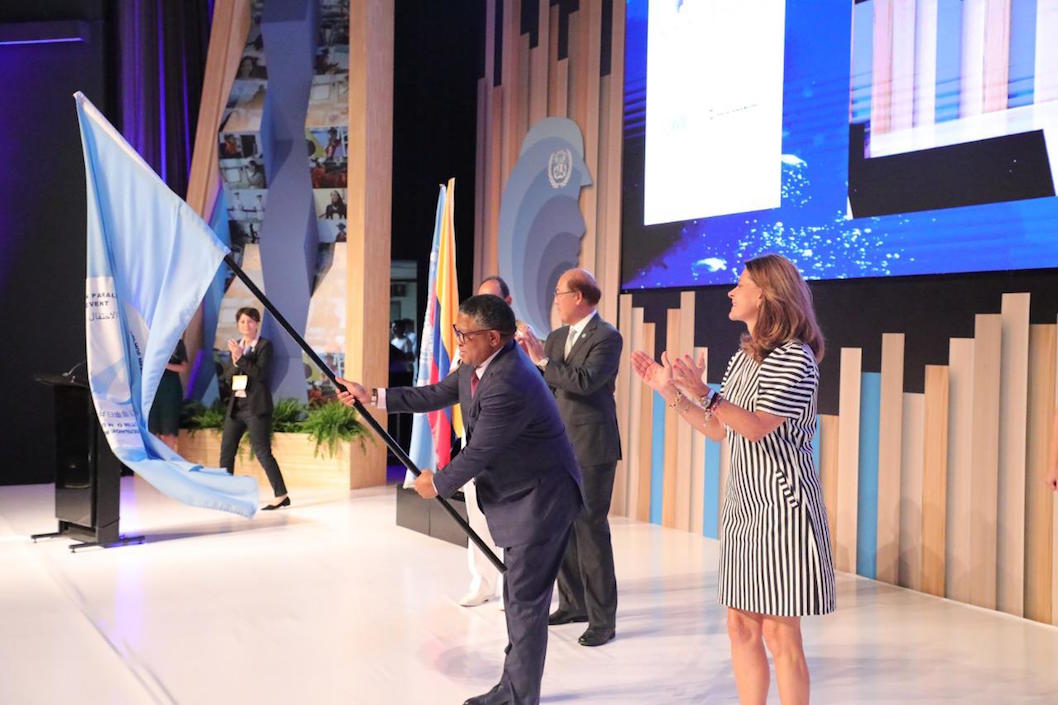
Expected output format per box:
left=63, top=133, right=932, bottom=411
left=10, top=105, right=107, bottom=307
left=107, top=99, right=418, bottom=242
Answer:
left=471, top=373, right=479, bottom=398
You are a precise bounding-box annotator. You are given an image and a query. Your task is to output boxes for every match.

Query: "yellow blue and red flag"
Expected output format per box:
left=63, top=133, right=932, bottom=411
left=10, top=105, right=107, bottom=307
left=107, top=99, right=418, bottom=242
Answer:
left=407, top=179, right=462, bottom=480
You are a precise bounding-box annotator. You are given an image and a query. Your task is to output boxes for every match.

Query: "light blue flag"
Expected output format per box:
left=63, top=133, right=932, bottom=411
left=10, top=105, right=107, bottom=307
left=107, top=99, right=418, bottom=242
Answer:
left=76, top=92, right=259, bottom=517
left=405, top=186, right=446, bottom=487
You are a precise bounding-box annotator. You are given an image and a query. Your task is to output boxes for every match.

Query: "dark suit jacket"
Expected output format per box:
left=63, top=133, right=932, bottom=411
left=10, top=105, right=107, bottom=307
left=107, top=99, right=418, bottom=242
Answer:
left=224, top=337, right=275, bottom=417
left=543, top=313, right=623, bottom=467
left=386, top=340, right=582, bottom=547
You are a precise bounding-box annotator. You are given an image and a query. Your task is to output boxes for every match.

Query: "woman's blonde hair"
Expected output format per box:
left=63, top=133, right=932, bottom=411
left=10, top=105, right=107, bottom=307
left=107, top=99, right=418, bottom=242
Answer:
left=740, top=254, right=825, bottom=363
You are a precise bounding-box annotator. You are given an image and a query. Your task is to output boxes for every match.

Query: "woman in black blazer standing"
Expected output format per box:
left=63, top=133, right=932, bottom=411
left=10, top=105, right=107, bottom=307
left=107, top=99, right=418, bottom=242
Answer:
left=219, top=306, right=290, bottom=510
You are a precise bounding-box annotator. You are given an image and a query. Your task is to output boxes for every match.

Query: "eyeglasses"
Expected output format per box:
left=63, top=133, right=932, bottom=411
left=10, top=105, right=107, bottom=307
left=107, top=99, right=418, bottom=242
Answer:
left=452, top=325, right=495, bottom=343
left=553, top=290, right=577, bottom=298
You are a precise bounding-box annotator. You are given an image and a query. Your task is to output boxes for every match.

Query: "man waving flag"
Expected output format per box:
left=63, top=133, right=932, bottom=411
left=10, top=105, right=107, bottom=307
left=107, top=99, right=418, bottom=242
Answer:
left=76, top=91, right=259, bottom=517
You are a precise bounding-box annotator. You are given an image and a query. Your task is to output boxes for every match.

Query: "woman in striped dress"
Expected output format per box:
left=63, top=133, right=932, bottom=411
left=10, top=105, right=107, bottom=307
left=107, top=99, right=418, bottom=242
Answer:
left=631, top=254, right=834, bottom=705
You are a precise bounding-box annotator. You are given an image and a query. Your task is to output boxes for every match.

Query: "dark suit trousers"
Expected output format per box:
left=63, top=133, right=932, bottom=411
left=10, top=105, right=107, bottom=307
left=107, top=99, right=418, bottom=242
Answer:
left=219, top=403, right=287, bottom=497
left=556, top=461, right=618, bottom=630
left=500, top=523, right=573, bottom=705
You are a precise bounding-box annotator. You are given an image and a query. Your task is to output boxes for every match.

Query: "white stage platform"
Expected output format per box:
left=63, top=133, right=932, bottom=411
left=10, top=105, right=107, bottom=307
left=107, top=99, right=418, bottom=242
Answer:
left=2, top=477, right=1057, bottom=704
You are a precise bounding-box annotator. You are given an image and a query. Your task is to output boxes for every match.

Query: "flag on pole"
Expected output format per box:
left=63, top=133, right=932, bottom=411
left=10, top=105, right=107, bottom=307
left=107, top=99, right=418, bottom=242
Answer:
left=76, top=91, right=259, bottom=517
left=407, top=179, right=463, bottom=484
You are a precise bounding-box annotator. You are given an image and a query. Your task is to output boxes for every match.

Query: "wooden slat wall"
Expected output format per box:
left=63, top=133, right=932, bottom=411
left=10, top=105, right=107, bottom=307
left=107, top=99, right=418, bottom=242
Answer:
left=1025, top=324, right=1056, bottom=623
left=970, top=314, right=1002, bottom=609
left=921, top=365, right=950, bottom=597
left=636, top=321, right=655, bottom=522
left=946, top=338, right=975, bottom=603
left=183, top=0, right=252, bottom=395
left=474, top=0, right=625, bottom=323
left=819, top=414, right=840, bottom=555
left=625, top=306, right=645, bottom=520
left=836, top=348, right=863, bottom=573
left=998, top=293, right=1030, bottom=615
left=899, top=392, right=925, bottom=591
left=876, top=333, right=905, bottom=584
left=345, top=0, right=395, bottom=487
left=612, top=293, right=634, bottom=517
left=462, top=0, right=1058, bottom=629
left=662, top=309, right=681, bottom=528
left=690, top=346, right=709, bottom=537
left=674, top=292, right=696, bottom=531
left=597, top=0, right=625, bottom=326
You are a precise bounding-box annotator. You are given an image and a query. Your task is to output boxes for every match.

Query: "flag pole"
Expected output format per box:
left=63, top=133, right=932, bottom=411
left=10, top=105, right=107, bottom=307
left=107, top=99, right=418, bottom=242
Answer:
left=223, top=254, right=506, bottom=574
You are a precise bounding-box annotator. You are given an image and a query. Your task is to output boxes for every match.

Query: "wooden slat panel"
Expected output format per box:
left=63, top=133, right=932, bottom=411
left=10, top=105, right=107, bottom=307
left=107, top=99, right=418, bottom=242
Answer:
left=574, top=1, right=603, bottom=279
left=515, top=30, right=531, bottom=172
left=899, top=392, right=925, bottom=590
left=597, top=0, right=624, bottom=327
left=182, top=0, right=252, bottom=393
left=475, top=0, right=497, bottom=284
left=836, top=348, right=863, bottom=573
left=998, top=293, right=1030, bottom=615
left=636, top=321, right=656, bottom=522
left=690, top=428, right=705, bottom=535
left=673, top=292, right=696, bottom=531
left=1053, top=495, right=1058, bottom=627
left=690, top=346, right=709, bottom=536
left=970, top=313, right=1002, bottom=609
left=499, top=0, right=520, bottom=184
left=473, top=77, right=487, bottom=284
left=1025, top=324, right=1056, bottom=623
left=626, top=306, right=645, bottom=519
left=485, top=86, right=504, bottom=277
left=946, top=337, right=975, bottom=603
left=595, top=71, right=614, bottom=324
left=547, top=4, right=565, bottom=116
left=611, top=293, right=633, bottom=517
left=187, top=0, right=250, bottom=216
left=662, top=308, right=681, bottom=528
left=876, top=333, right=905, bottom=584
left=921, top=365, right=950, bottom=597
left=346, top=0, right=394, bottom=487
left=528, top=0, right=549, bottom=126
left=819, top=414, right=840, bottom=556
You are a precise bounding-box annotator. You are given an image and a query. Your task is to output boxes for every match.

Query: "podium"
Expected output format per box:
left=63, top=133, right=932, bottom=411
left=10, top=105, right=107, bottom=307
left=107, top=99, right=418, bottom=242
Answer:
left=32, top=373, right=143, bottom=551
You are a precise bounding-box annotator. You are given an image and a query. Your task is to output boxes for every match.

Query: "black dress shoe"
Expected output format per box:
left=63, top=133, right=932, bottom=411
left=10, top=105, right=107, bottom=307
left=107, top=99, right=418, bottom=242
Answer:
left=578, top=626, right=615, bottom=647
left=462, top=683, right=509, bottom=705
left=261, top=496, right=291, bottom=511
left=548, top=608, right=588, bottom=625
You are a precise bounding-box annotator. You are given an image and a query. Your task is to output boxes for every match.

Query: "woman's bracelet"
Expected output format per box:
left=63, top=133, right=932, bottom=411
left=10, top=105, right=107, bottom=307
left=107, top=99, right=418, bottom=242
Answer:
left=668, top=390, right=690, bottom=413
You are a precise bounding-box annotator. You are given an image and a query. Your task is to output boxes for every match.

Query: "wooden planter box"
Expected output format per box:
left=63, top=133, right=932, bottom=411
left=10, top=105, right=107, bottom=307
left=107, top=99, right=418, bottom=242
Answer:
left=177, top=429, right=373, bottom=491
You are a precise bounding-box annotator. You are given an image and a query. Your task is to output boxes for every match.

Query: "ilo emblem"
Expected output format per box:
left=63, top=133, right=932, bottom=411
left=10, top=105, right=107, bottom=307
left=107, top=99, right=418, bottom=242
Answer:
left=548, top=148, right=573, bottom=189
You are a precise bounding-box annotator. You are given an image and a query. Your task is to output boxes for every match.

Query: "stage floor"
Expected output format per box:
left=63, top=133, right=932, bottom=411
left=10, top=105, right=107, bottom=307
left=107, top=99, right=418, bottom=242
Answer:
left=2, top=477, right=1057, bottom=704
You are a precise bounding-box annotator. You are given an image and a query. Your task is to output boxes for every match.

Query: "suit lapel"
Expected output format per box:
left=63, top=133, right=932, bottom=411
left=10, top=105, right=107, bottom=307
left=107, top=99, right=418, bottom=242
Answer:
left=565, top=315, right=600, bottom=364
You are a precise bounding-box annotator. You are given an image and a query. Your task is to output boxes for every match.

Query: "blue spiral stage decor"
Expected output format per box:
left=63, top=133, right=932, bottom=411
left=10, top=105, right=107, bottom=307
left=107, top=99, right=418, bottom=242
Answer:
left=498, top=117, right=592, bottom=337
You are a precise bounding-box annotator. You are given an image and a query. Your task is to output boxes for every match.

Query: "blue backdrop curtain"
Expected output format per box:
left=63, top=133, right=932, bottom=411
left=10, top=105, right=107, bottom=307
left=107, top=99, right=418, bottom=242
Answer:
left=114, top=0, right=213, bottom=196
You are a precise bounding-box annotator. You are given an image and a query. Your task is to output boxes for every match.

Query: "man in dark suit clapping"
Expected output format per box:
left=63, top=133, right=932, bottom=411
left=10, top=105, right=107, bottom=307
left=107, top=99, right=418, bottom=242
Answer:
left=337, top=294, right=582, bottom=705
left=518, top=268, right=622, bottom=648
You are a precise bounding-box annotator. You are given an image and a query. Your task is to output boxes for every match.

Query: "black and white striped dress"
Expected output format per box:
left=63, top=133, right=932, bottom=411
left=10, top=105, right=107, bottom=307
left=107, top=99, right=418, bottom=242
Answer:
left=716, top=339, right=836, bottom=617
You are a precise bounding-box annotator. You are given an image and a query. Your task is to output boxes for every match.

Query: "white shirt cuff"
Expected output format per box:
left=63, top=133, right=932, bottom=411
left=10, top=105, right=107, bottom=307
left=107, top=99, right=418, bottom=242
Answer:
left=375, top=387, right=387, bottom=410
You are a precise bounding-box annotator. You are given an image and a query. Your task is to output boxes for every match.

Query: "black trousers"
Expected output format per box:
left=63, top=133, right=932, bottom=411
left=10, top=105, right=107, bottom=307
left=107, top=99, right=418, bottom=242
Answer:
left=499, top=523, right=573, bottom=705
left=219, top=404, right=287, bottom=497
left=555, top=461, right=618, bottom=630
